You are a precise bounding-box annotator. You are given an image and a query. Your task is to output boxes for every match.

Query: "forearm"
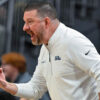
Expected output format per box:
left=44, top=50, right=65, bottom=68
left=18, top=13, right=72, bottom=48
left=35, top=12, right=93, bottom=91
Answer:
left=15, top=81, right=47, bottom=99
left=15, top=83, right=36, bottom=98
left=2, top=82, right=18, bottom=95
left=14, top=64, right=47, bottom=99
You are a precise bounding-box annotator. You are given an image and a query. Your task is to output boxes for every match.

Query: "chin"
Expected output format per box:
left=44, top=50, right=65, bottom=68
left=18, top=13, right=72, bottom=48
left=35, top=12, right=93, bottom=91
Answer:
left=32, top=41, right=42, bottom=45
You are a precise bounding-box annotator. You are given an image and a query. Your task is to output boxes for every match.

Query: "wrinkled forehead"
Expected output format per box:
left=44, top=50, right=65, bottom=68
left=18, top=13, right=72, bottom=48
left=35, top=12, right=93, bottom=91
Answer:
left=23, top=10, right=38, bottom=21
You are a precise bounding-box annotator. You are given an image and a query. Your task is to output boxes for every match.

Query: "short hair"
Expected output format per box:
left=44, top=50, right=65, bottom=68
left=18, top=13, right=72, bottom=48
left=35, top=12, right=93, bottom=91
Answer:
left=1, top=52, right=26, bottom=73
left=24, top=1, right=58, bottom=19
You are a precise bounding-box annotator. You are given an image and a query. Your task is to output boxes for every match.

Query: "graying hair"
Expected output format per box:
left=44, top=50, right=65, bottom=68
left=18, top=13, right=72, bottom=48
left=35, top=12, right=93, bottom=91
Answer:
left=24, top=1, right=58, bottom=19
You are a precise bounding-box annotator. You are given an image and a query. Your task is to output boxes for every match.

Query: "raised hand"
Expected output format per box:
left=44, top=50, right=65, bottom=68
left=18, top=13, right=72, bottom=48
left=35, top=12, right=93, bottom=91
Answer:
left=0, top=68, right=7, bottom=88
left=0, top=68, right=18, bottom=95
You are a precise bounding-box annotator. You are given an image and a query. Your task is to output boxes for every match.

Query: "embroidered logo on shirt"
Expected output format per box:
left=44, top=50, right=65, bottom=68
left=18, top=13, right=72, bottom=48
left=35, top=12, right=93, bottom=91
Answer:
left=55, top=56, right=61, bottom=60
left=85, top=50, right=90, bottom=55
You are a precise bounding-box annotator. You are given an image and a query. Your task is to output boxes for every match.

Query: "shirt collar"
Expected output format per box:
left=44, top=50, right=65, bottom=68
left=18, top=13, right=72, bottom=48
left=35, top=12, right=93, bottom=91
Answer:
left=45, top=22, right=63, bottom=50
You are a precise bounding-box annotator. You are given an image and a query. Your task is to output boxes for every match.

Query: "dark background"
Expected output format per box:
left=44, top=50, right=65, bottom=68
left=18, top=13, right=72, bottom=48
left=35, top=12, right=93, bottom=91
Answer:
left=0, top=0, right=100, bottom=77
left=0, top=0, right=100, bottom=100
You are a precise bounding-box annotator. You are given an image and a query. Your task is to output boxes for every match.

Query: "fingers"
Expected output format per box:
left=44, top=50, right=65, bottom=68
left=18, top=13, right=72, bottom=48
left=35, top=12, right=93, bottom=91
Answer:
left=0, top=68, right=3, bottom=73
left=0, top=79, right=7, bottom=87
left=0, top=68, right=6, bottom=80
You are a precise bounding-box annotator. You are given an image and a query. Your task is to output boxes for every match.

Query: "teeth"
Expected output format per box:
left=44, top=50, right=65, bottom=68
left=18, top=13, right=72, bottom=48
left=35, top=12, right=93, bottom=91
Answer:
left=29, top=33, right=32, bottom=36
left=27, top=31, right=34, bottom=37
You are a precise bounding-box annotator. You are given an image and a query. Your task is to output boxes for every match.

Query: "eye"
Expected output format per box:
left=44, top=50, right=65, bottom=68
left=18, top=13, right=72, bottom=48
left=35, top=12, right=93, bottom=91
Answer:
left=28, top=21, right=32, bottom=23
left=28, top=20, right=33, bottom=24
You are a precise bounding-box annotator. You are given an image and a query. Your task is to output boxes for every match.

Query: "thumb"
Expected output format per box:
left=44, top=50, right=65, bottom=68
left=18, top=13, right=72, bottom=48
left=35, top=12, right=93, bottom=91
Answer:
left=0, top=79, right=7, bottom=87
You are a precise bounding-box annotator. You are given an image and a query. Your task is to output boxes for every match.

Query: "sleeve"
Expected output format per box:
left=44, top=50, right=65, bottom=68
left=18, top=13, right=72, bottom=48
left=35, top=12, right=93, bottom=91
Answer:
left=14, top=45, right=47, bottom=100
left=15, top=62, right=47, bottom=100
left=67, top=36, right=100, bottom=92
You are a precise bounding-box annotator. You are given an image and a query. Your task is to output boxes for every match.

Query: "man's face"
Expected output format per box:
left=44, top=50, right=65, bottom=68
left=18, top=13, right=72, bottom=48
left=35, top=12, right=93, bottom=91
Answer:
left=23, top=10, right=45, bottom=45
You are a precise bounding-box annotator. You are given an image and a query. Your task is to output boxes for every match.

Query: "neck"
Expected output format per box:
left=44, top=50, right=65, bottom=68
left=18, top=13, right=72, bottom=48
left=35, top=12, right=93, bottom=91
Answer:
left=44, top=19, right=60, bottom=45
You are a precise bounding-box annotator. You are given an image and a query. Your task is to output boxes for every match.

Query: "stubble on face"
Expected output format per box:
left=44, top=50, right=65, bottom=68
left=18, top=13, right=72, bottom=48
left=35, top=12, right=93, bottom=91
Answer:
left=31, top=25, right=45, bottom=45
left=23, top=10, right=46, bottom=45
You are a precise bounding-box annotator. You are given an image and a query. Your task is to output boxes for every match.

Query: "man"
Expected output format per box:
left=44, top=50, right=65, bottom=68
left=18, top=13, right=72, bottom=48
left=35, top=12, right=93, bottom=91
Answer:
left=0, top=1, right=100, bottom=100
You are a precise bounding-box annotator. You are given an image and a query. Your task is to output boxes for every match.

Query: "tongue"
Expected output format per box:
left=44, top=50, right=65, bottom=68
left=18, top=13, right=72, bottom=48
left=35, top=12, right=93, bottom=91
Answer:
left=31, top=35, right=35, bottom=41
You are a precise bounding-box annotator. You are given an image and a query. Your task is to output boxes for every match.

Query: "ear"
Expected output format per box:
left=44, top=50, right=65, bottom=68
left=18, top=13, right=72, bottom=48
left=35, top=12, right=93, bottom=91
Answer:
left=44, top=17, right=51, bottom=28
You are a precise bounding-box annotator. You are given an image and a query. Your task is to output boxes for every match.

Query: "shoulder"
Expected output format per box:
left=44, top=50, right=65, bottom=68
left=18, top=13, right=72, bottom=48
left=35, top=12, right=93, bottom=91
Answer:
left=60, top=24, right=91, bottom=47
left=56, top=23, right=84, bottom=45
left=58, top=24, right=94, bottom=53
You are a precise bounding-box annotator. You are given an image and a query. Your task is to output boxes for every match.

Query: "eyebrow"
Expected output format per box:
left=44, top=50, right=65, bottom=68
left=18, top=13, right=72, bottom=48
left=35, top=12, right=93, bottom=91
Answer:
left=23, top=17, right=34, bottom=21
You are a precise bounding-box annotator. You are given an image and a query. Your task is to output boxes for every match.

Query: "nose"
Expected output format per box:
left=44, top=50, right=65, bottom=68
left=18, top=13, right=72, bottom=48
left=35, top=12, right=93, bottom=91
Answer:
left=23, top=23, right=30, bottom=31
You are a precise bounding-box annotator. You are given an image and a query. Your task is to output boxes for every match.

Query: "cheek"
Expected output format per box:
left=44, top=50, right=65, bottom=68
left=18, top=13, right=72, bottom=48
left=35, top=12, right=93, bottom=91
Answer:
left=32, top=24, right=44, bottom=32
left=30, top=24, right=39, bottom=31
left=7, top=69, right=12, bottom=74
left=7, top=67, right=14, bottom=73
left=38, top=24, right=45, bottom=34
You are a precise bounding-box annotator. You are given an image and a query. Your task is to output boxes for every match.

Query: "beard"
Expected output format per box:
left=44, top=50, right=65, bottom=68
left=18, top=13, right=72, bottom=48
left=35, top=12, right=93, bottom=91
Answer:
left=32, top=41, right=42, bottom=45
left=32, top=35, right=42, bottom=45
left=32, top=27, right=44, bottom=45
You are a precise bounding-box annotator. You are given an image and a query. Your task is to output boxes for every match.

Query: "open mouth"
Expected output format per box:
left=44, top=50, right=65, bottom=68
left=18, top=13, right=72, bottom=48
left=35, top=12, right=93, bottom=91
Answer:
left=26, top=31, right=36, bottom=41
left=31, top=34, right=35, bottom=41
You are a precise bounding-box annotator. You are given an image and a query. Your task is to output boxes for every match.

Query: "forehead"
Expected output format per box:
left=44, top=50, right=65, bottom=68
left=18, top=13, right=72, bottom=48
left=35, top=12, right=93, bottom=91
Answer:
left=23, top=10, right=38, bottom=20
left=1, top=60, right=6, bottom=64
